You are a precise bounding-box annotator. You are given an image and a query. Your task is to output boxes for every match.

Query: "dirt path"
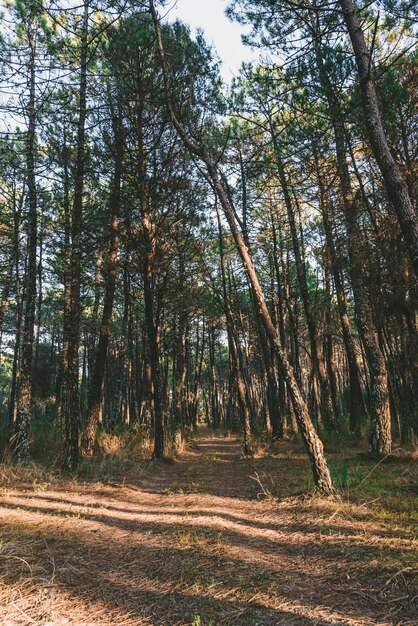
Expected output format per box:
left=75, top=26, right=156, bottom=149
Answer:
left=0, top=429, right=416, bottom=626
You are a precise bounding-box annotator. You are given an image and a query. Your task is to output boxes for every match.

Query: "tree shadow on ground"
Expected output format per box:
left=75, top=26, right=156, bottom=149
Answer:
left=0, top=496, right=416, bottom=626
left=1, top=431, right=416, bottom=625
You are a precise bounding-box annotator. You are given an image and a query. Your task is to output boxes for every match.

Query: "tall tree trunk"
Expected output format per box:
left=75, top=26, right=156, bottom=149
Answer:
left=33, top=208, right=43, bottom=377
left=315, top=40, right=392, bottom=456
left=173, top=256, right=188, bottom=447
left=208, top=160, right=333, bottom=490
left=269, top=119, right=336, bottom=431
left=0, top=263, right=13, bottom=354
left=216, top=203, right=254, bottom=455
left=55, top=125, right=72, bottom=425
left=9, top=214, right=23, bottom=427
left=136, top=111, right=165, bottom=457
left=236, top=156, right=283, bottom=438
left=142, top=220, right=165, bottom=458
left=87, top=249, right=104, bottom=379
left=150, top=0, right=334, bottom=493
left=61, top=0, right=89, bottom=471
left=316, top=169, right=366, bottom=434
left=208, top=324, right=220, bottom=429
left=82, top=113, right=123, bottom=455
left=339, top=0, right=418, bottom=279
left=15, top=23, right=38, bottom=458
left=191, top=317, right=205, bottom=428
left=323, top=250, right=340, bottom=421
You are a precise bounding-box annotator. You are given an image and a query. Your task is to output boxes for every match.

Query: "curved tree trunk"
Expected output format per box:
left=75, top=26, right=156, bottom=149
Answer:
left=339, top=0, right=418, bottom=279
left=150, top=0, right=334, bottom=493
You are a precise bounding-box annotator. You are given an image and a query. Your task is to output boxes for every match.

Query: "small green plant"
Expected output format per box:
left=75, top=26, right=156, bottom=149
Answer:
left=341, top=459, right=349, bottom=488
left=190, top=616, right=213, bottom=626
left=329, top=459, right=349, bottom=489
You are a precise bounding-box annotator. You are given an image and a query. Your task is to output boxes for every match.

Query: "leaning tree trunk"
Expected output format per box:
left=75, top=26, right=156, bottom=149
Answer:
left=150, top=0, right=334, bottom=493
left=238, top=149, right=282, bottom=438
left=316, top=168, right=366, bottom=435
left=339, top=0, right=418, bottom=279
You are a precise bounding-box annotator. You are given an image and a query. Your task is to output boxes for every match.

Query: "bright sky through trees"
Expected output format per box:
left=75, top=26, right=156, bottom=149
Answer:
left=169, top=0, right=255, bottom=81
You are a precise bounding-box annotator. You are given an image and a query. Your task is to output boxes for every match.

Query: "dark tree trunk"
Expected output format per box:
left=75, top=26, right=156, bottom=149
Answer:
left=314, top=40, right=392, bottom=456
left=143, top=235, right=165, bottom=458
left=269, top=120, right=337, bottom=431
left=9, top=199, right=24, bottom=427
left=55, top=126, right=72, bottom=426
left=150, top=0, right=334, bottom=494
left=140, top=200, right=165, bottom=458
left=82, top=113, right=123, bottom=455
left=15, top=25, right=38, bottom=458
left=61, top=0, right=89, bottom=471
left=173, top=257, right=188, bottom=447
left=317, top=171, right=366, bottom=435
left=339, top=0, right=418, bottom=279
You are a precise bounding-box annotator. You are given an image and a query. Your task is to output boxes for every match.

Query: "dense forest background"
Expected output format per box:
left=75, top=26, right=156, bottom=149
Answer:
left=0, top=0, right=417, bottom=492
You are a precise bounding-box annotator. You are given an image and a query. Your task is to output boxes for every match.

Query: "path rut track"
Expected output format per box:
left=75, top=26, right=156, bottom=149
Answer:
left=0, top=428, right=416, bottom=625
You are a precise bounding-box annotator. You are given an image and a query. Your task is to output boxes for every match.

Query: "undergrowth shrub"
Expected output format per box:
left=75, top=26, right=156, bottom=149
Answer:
left=97, top=423, right=152, bottom=459
left=0, top=422, right=14, bottom=463
left=0, top=460, right=57, bottom=485
left=29, top=418, right=62, bottom=464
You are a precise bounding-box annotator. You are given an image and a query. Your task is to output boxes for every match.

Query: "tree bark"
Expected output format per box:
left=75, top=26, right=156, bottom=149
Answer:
left=314, top=39, right=392, bottom=455
left=216, top=203, right=254, bottom=455
left=316, top=170, right=366, bottom=434
left=15, top=21, right=38, bottom=458
left=82, top=112, right=123, bottom=456
left=150, top=0, right=334, bottom=493
left=61, top=0, right=89, bottom=471
left=339, top=0, right=418, bottom=279
left=269, top=119, right=337, bottom=431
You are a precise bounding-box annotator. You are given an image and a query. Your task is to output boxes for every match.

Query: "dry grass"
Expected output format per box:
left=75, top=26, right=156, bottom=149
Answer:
left=97, top=429, right=154, bottom=458
left=0, top=461, right=59, bottom=488
left=0, top=430, right=417, bottom=625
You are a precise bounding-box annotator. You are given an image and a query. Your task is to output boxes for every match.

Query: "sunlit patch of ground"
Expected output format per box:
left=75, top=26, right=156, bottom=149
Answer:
left=0, top=430, right=417, bottom=625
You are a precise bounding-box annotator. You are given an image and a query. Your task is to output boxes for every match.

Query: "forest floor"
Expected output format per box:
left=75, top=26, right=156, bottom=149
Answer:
left=0, top=427, right=417, bottom=626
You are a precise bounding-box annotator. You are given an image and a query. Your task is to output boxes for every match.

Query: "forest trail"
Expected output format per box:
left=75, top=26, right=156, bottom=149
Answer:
left=0, top=428, right=417, bottom=626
